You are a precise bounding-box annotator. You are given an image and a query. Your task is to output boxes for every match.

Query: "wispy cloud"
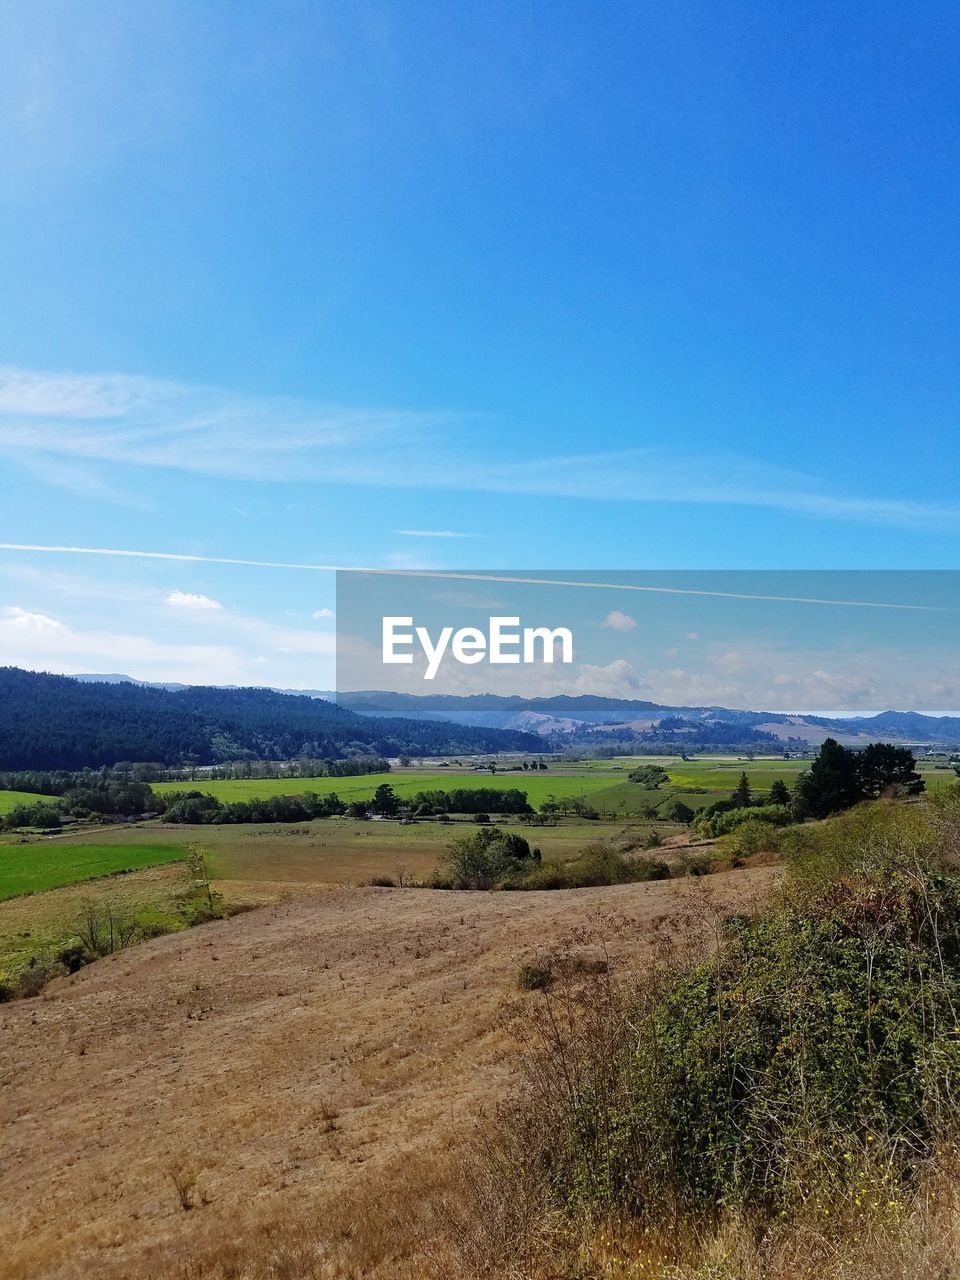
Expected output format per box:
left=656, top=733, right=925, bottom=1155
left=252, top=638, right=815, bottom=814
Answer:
left=0, top=544, right=952, bottom=612
left=395, top=529, right=476, bottom=539
left=2, top=365, right=959, bottom=531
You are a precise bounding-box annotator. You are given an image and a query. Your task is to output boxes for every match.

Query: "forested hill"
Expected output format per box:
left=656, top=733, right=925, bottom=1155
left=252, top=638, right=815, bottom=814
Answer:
left=0, top=668, right=542, bottom=770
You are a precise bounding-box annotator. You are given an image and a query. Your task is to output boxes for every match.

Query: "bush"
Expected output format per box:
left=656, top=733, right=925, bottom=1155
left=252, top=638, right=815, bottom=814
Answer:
left=517, top=960, right=554, bottom=991
left=437, top=826, right=537, bottom=889
left=514, top=856, right=960, bottom=1228
left=717, top=816, right=784, bottom=858
left=658, top=798, right=694, bottom=824
left=696, top=802, right=793, bottom=839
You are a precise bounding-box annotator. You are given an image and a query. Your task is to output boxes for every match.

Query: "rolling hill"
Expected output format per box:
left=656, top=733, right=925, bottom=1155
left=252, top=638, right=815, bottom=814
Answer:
left=0, top=668, right=542, bottom=770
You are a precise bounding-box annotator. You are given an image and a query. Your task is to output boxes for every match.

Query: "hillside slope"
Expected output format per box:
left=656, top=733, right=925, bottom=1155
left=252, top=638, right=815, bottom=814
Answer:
left=0, top=668, right=542, bottom=769
left=0, top=871, right=775, bottom=1280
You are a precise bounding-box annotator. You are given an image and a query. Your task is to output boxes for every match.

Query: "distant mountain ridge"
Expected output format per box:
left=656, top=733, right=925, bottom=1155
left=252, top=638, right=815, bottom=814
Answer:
left=331, top=691, right=960, bottom=744
left=0, top=668, right=541, bottom=771
left=71, top=675, right=960, bottom=747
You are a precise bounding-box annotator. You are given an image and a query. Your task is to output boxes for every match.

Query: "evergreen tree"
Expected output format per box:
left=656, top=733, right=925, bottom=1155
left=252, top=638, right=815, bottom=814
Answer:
left=371, top=783, right=400, bottom=816
left=793, top=738, right=861, bottom=819
left=769, top=779, right=791, bottom=806
left=731, top=771, right=753, bottom=808
left=857, top=743, right=925, bottom=799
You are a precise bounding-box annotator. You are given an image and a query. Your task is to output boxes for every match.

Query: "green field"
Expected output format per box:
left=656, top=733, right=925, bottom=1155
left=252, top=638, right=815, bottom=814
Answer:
left=0, top=842, right=187, bottom=901
left=152, top=757, right=809, bottom=815
left=0, top=789, right=48, bottom=815
left=154, top=769, right=623, bottom=807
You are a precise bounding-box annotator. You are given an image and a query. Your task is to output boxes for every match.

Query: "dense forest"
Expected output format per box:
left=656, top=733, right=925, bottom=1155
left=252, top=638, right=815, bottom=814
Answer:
left=0, top=668, right=542, bottom=770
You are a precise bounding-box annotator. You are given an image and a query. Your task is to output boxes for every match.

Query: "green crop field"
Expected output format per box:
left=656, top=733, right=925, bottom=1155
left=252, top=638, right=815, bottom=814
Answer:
left=153, top=770, right=622, bottom=807
left=0, top=790, right=49, bottom=815
left=152, top=756, right=811, bottom=814
left=0, top=842, right=187, bottom=901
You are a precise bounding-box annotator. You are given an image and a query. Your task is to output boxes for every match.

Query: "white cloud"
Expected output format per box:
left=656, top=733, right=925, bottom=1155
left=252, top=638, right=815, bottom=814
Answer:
left=395, top=529, right=475, bottom=539
left=685, top=631, right=700, bottom=641
left=602, top=610, right=636, bottom=632
left=166, top=590, right=223, bottom=611
left=312, top=607, right=335, bottom=619
left=2, top=605, right=66, bottom=632
left=0, top=602, right=337, bottom=687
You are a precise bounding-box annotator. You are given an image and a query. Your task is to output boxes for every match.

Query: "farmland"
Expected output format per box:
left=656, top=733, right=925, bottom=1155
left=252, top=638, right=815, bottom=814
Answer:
left=44, top=813, right=672, bottom=887
left=0, top=789, right=49, bottom=814
left=149, top=755, right=795, bottom=812
left=0, top=841, right=186, bottom=901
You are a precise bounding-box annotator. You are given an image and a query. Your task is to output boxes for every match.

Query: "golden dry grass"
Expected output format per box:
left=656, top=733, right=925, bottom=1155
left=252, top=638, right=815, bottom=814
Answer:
left=0, top=869, right=774, bottom=1280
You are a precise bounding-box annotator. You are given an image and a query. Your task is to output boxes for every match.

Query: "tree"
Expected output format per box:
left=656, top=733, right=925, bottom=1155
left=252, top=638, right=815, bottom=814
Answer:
left=731, top=772, right=753, bottom=809
left=793, top=738, right=860, bottom=819
left=628, top=764, right=669, bottom=789
left=857, top=743, right=925, bottom=799
left=660, top=798, right=694, bottom=824
left=769, top=779, right=791, bottom=806
left=371, top=783, right=400, bottom=817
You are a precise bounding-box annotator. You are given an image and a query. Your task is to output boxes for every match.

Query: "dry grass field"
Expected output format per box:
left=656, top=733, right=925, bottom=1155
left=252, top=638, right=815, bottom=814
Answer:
left=0, top=867, right=775, bottom=1280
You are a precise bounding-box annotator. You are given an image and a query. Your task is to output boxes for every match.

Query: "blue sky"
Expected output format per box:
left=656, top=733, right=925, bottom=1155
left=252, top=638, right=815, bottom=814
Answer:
left=0, top=1, right=959, bottom=698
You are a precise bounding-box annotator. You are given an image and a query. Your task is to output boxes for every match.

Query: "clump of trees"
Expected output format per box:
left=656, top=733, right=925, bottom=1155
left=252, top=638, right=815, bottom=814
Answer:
left=162, top=790, right=347, bottom=824
left=431, top=827, right=671, bottom=891
left=434, top=826, right=541, bottom=889
left=628, top=764, right=669, bottom=788
left=794, top=739, right=924, bottom=818
left=407, top=787, right=532, bottom=817
left=694, top=740, right=925, bottom=840
left=1, top=777, right=162, bottom=830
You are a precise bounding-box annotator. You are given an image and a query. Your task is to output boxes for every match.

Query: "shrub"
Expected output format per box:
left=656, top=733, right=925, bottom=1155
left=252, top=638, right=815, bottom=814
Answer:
left=17, top=961, right=55, bottom=998
left=438, top=826, right=537, bottom=889
left=517, top=960, right=554, bottom=991
left=659, top=798, right=695, bottom=824
left=684, top=852, right=714, bottom=876
left=513, top=859, right=960, bottom=1228
left=696, top=802, right=793, bottom=839
left=717, top=816, right=784, bottom=858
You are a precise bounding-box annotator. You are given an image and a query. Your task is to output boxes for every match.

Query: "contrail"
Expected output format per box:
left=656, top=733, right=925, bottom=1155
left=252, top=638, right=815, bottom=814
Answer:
left=0, top=542, right=950, bottom=611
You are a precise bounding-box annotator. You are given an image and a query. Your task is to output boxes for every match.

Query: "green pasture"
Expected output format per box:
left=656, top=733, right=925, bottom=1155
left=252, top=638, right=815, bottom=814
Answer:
left=153, top=770, right=620, bottom=807
left=0, top=790, right=49, bottom=815
left=151, top=756, right=811, bottom=813
left=0, top=842, right=187, bottom=901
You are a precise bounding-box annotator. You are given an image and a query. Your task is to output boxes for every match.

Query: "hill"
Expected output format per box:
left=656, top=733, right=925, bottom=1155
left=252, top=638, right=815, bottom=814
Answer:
left=0, top=870, right=774, bottom=1279
left=335, top=691, right=960, bottom=745
left=0, top=668, right=542, bottom=771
